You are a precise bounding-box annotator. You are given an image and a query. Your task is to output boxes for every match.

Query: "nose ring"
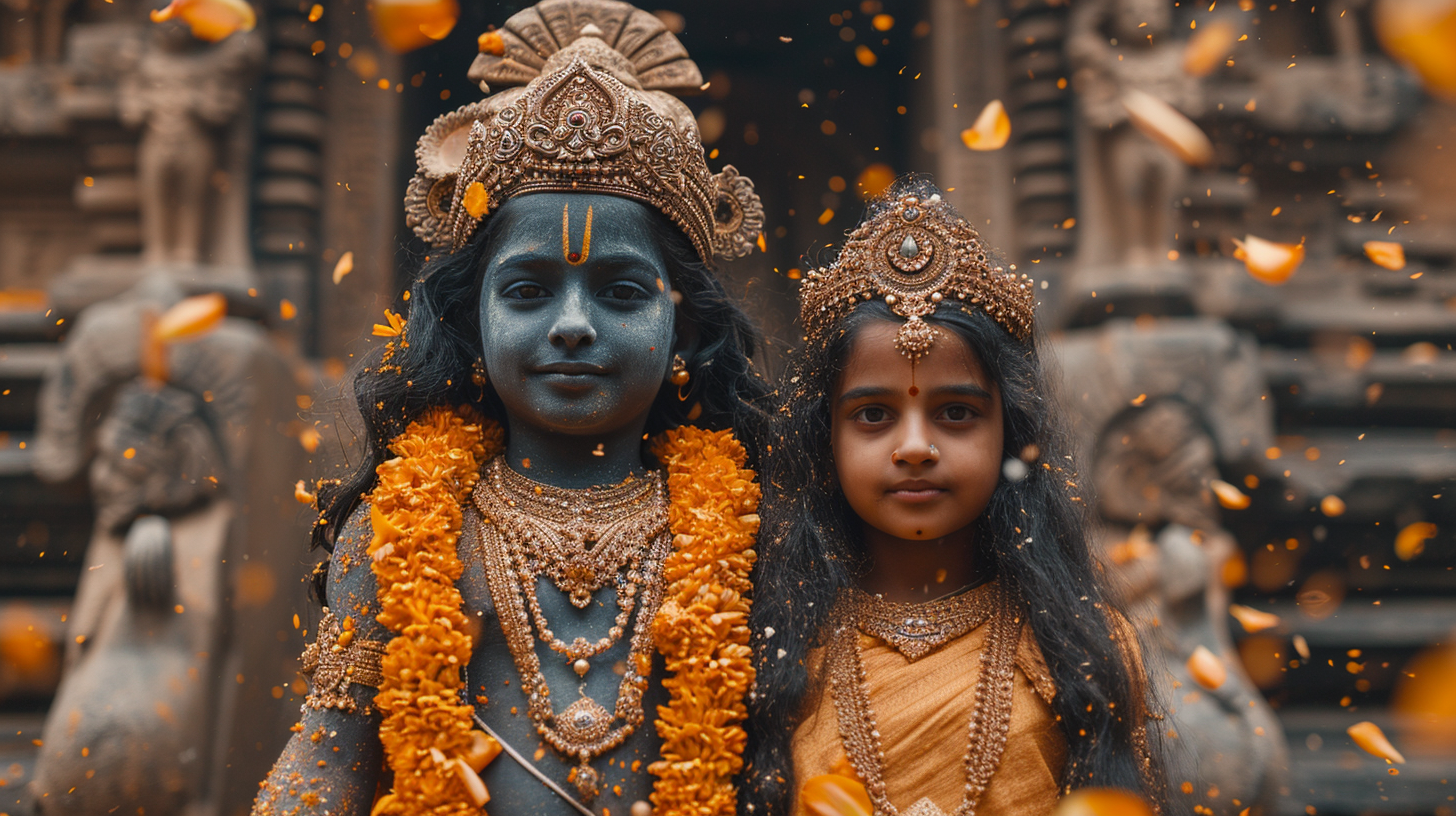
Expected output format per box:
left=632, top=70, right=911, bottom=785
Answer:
left=928, top=444, right=940, bottom=461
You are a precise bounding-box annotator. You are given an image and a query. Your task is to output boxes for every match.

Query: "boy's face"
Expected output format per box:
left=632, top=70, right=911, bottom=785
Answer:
left=830, top=319, right=1005, bottom=544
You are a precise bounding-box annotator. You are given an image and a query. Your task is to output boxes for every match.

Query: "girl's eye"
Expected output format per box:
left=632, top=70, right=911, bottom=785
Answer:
left=504, top=283, right=548, bottom=300
left=600, top=283, right=649, bottom=301
left=940, top=405, right=976, bottom=422
left=855, top=406, right=891, bottom=424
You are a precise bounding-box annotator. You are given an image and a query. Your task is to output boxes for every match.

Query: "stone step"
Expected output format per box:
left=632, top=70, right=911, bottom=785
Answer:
left=1261, top=348, right=1456, bottom=429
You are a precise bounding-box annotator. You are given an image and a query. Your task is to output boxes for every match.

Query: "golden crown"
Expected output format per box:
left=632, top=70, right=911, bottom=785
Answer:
left=404, top=0, right=762, bottom=266
left=799, top=191, right=1035, bottom=358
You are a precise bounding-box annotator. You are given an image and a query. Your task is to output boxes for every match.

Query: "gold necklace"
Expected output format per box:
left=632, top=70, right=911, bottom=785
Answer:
left=475, top=457, right=671, bottom=803
left=828, top=581, right=1020, bottom=816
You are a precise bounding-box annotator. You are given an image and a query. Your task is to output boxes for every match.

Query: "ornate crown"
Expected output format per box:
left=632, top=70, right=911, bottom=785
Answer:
left=799, top=189, right=1035, bottom=358
left=404, top=0, right=763, bottom=266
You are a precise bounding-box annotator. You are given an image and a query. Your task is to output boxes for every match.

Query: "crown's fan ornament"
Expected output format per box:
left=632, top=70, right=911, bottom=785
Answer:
left=404, top=0, right=763, bottom=266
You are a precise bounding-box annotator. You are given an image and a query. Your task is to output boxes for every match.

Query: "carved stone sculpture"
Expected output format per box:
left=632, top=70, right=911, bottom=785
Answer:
left=118, top=24, right=257, bottom=265
left=1056, top=319, right=1287, bottom=816
left=29, top=276, right=312, bottom=816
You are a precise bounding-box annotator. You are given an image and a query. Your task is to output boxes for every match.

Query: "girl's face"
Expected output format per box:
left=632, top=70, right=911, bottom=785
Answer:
left=830, top=319, right=1005, bottom=543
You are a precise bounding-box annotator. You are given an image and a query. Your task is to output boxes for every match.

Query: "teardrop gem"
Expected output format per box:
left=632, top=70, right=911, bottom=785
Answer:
left=899, top=235, right=919, bottom=258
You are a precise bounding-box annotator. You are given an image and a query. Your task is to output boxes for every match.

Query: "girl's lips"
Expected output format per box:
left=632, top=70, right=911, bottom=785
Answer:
left=888, top=487, right=945, bottom=504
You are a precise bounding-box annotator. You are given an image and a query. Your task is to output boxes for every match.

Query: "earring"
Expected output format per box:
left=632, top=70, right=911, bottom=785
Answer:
left=471, top=358, right=488, bottom=386
left=670, top=354, right=690, bottom=387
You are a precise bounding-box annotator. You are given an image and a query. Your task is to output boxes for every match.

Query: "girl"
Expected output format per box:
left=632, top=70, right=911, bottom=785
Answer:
left=747, top=177, right=1165, bottom=816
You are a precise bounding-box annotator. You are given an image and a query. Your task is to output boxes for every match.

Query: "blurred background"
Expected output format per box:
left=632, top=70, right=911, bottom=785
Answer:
left=0, top=0, right=1453, bottom=814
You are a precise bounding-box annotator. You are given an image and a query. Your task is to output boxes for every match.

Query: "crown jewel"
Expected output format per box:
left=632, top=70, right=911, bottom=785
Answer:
left=799, top=191, right=1035, bottom=358
left=404, top=0, right=763, bottom=266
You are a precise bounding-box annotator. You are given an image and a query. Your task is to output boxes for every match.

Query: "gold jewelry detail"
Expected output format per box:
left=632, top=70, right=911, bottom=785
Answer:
left=827, top=581, right=1020, bottom=816
left=475, top=456, right=672, bottom=802
left=300, top=608, right=387, bottom=714
left=472, top=357, right=489, bottom=386
left=799, top=191, right=1035, bottom=359
left=562, top=203, right=594, bottom=266
left=403, top=2, right=764, bottom=266
left=669, top=354, right=690, bottom=387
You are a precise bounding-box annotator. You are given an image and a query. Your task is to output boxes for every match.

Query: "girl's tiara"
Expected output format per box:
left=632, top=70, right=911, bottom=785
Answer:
left=798, top=192, right=1035, bottom=359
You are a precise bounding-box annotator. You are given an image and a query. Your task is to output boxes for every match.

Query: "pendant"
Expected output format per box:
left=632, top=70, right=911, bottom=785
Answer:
left=568, top=760, right=602, bottom=801
left=903, top=797, right=950, bottom=816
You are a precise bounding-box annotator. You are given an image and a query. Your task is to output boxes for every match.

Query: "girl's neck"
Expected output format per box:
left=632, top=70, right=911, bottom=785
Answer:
left=859, top=525, right=981, bottom=603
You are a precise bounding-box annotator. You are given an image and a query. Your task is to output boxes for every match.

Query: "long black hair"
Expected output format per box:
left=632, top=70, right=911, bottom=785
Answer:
left=309, top=196, right=772, bottom=582
left=744, top=180, right=1167, bottom=814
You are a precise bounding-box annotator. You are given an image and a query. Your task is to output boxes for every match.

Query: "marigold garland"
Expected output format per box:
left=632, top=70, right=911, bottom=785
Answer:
left=648, top=427, right=760, bottom=816
left=365, top=409, right=756, bottom=816
left=368, top=405, right=501, bottom=816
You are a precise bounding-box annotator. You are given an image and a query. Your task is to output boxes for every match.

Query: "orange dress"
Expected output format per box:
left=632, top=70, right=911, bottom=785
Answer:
left=792, top=609, right=1066, bottom=816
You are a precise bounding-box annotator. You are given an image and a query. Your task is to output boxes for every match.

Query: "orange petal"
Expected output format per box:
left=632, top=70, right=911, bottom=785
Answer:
left=307, top=4, right=323, bottom=22
left=453, top=759, right=490, bottom=806
left=1054, top=788, right=1156, bottom=816
left=150, top=0, right=257, bottom=42
left=279, top=299, right=298, bottom=320
left=1233, top=234, right=1305, bottom=285
left=1363, top=240, right=1407, bottom=270
left=1229, top=604, right=1281, bottom=633
left=801, top=774, right=872, bottom=816
left=1348, top=720, right=1407, bottom=763
left=294, top=479, right=316, bottom=505
left=477, top=29, right=504, bottom=56
left=463, top=181, right=489, bottom=219
left=370, top=0, right=459, bottom=53
left=856, top=163, right=896, bottom=200
left=1374, top=0, right=1456, bottom=99
left=1183, top=20, right=1238, bottom=77
left=155, top=293, right=227, bottom=343
left=1122, top=89, right=1214, bottom=165
left=1320, top=495, right=1347, bottom=517
left=463, top=729, right=501, bottom=772
left=1187, top=645, right=1227, bottom=690
left=1293, top=634, right=1310, bottom=660
left=1395, top=521, right=1437, bottom=561
left=1210, top=479, right=1251, bottom=510
left=332, top=251, right=355, bottom=284
left=299, top=427, right=321, bottom=453
left=372, top=309, right=404, bottom=337
left=960, top=99, right=1011, bottom=151
left=1402, top=341, right=1440, bottom=364
left=756, top=232, right=768, bottom=253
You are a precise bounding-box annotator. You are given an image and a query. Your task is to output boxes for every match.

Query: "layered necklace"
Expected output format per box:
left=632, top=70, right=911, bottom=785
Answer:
left=827, top=580, right=1020, bottom=816
left=474, top=456, right=672, bottom=802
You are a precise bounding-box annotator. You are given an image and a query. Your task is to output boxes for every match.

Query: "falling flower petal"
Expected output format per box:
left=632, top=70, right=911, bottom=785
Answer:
left=308, top=4, right=323, bottom=22
left=1233, top=234, right=1305, bottom=285
left=1229, top=604, right=1282, bottom=633
left=299, top=427, right=321, bottom=453
left=1122, top=89, right=1214, bottom=166
left=370, top=0, right=459, bottom=53
left=279, top=299, right=298, bottom=320
left=1364, top=240, right=1407, bottom=270
left=294, top=480, right=316, bottom=505
left=477, top=29, right=504, bottom=55
left=372, top=309, right=406, bottom=337
left=1392, top=642, right=1456, bottom=753
left=453, top=759, right=490, bottom=807
left=1395, top=521, right=1437, bottom=561
left=1188, top=645, right=1228, bottom=690
left=856, top=163, right=896, bottom=200
left=150, top=0, right=256, bottom=42
left=1321, top=495, right=1347, bottom=517
left=463, top=730, right=501, bottom=773
left=1374, top=0, right=1456, bottom=99
left=756, top=233, right=768, bottom=253
left=1293, top=634, right=1311, bottom=659
left=332, top=251, right=355, bottom=284
left=1183, top=21, right=1238, bottom=77
left=154, top=293, right=227, bottom=343
left=1210, top=479, right=1251, bottom=510
left=1403, top=341, right=1440, bottom=364
left=801, top=774, right=872, bottom=816
left=1054, top=787, right=1157, bottom=816
left=463, top=181, right=489, bottom=219
left=1348, top=721, right=1407, bottom=763
left=960, top=99, right=1011, bottom=151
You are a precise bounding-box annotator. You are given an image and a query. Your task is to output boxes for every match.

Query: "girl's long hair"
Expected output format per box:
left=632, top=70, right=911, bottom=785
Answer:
left=744, top=181, right=1167, bottom=815
left=309, top=199, right=772, bottom=588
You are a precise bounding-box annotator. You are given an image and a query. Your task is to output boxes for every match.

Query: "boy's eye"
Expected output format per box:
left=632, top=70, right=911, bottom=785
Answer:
left=504, top=283, right=548, bottom=300
left=600, top=282, right=649, bottom=301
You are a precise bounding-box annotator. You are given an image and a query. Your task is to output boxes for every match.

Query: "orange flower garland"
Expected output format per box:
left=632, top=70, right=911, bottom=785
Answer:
left=365, top=410, right=756, bottom=815
left=368, top=406, right=501, bottom=815
left=649, top=427, right=760, bottom=816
